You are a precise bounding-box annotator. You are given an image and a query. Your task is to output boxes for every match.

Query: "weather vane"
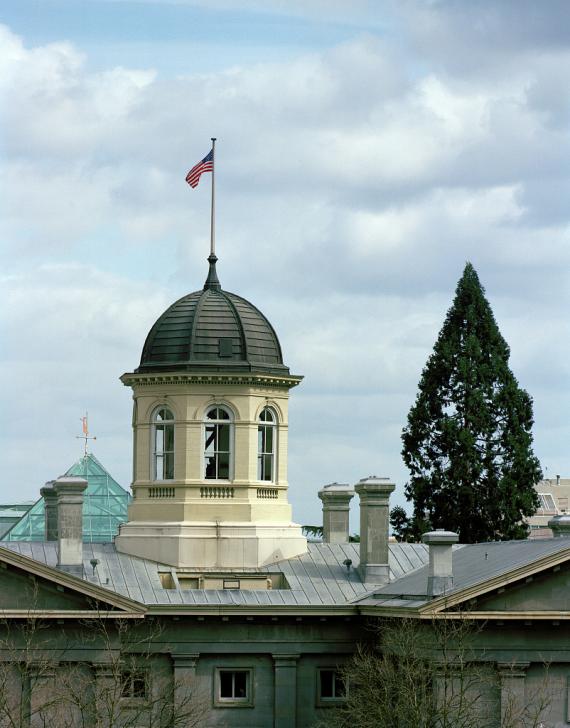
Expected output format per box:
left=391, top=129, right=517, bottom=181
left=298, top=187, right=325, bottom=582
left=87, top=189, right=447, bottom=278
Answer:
left=76, top=412, right=96, bottom=456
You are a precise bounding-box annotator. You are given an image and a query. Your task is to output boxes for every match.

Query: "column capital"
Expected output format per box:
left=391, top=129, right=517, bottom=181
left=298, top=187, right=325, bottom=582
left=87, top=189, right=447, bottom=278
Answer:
left=497, top=661, right=530, bottom=677
left=272, top=653, right=300, bottom=667
left=172, top=653, right=200, bottom=669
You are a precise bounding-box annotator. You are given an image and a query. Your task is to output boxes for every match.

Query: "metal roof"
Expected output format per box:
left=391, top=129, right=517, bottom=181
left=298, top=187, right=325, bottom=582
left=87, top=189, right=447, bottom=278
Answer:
left=137, top=256, right=289, bottom=376
left=0, top=542, right=429, bottom=608
left=359, top=538, right=570, bottom=608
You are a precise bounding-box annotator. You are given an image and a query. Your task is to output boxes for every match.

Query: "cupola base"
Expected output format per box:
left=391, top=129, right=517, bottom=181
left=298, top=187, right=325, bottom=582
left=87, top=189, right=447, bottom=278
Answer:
left=115, top=521, right=307, bottom=569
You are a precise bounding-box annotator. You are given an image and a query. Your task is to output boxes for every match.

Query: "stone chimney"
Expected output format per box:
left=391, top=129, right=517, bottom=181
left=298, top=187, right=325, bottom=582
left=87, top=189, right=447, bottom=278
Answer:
left=548, top=515, right=570, bottom=537
left=54, top=476, right=87, bottom=576
left=318, top=483, right=354, bottom=544
left=354, top=476, right=395, bottom=585
left=422, top=529, right=459, bottom=597
left=40, top=481, right=58, bottom=541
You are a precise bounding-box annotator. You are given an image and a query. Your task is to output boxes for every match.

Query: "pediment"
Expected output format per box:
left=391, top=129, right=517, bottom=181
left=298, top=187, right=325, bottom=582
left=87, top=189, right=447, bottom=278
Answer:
left=0, top=547, right=144, bottom=617
left=469, top=562, right=570, bottom=614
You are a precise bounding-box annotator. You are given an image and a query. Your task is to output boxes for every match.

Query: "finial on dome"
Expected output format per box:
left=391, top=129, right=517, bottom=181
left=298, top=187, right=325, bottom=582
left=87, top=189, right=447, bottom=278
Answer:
left=204, top=254, right=221, bottom=291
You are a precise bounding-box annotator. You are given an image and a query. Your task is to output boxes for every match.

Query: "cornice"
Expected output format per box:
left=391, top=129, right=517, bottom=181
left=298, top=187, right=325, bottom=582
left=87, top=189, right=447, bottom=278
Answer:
left=146, top=604, right=357, bottom=617
left=121, top=371, right=303, bottom=389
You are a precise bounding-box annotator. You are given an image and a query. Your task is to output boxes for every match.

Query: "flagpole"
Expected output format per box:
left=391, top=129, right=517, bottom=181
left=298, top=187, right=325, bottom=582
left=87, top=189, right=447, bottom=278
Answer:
left=210, top=137, right=216, bottom=257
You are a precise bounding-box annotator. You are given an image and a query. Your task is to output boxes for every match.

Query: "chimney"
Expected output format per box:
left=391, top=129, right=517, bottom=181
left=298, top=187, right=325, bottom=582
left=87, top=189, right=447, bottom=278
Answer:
left=318, top=483, right=354, bottom=544
left=54, top=476, right=87, bottom=576
left=422, top=529, right=459, bottom=597
left=556, top=474, right=561, bottom=486
left=40, top=481, right=58, bottom=541
left=548, top=515, right=570, bottom=537
left=354, top=476, right=395, bottom=585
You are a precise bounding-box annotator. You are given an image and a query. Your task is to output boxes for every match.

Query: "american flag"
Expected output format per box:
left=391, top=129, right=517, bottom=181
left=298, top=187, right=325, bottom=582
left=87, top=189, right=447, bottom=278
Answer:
left=185, top=149, right=214, bottom=188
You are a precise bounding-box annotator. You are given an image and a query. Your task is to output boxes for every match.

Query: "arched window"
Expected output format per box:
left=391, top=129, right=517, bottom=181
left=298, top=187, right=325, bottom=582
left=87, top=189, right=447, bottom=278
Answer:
left=204, top=406, right=232, bottom=480
left=152, top=407, right=174, bottom=481
left=257, top=408, right=276, bottom=482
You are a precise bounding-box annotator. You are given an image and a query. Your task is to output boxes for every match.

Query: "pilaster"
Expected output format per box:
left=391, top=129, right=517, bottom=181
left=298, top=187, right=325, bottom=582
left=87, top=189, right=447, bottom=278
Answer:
left=172, top=653, right=200, bottom=718
left=497, top=661, right=530, bottom=725
left=272, top=653, right=299, bottom=728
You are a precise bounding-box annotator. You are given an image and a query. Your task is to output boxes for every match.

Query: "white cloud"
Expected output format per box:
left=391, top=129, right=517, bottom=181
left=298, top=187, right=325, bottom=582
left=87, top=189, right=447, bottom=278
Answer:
left=1, top=11, right=570, bottom=523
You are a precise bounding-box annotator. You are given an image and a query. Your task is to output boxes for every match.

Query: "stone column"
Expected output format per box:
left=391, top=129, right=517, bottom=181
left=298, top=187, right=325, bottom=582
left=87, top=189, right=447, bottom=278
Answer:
left=273, top=653, right=299, bottom=728
left=497, top=661, right=529, bottom=725
left=54, top=476, right=87, bottom=576
left=318, top=483, right=354, bottom=543
left=172, top=653, right=200, bottom=718
left=355, top=476, right=395, bottom=584
left=40, top=482, right=58, bottom=541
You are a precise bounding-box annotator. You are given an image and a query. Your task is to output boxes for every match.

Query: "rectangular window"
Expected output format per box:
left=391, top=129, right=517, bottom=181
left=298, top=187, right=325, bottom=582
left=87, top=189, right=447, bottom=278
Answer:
left=317, top=668, right=346, bottom=706
left=215, top=669, right=253, bottom=707
left=121, top=669, right=148, bottom=699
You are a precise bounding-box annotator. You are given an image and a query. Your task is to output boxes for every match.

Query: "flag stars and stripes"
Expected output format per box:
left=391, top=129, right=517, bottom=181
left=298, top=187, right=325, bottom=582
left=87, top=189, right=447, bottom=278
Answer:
left=186, top=149, right=214, bottom=188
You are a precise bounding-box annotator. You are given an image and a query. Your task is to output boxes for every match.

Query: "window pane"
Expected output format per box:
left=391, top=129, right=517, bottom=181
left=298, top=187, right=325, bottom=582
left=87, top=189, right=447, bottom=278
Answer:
left=133, top=675, right=147, bottom=698
left=156, top=408, right=173, bottom=422
left=334, top=673, right=346, bottom=697
left=218, top=424, right=230, bottom=452
left=218, top=409, right=230, bottom=420
left=205, top=425, right=216, bottom=453
left=220, top=671, right=233, bottom=698
left=155, top=426, right=164, bottom=451
left=164, top=453, right=174, bottom=480
left=205, top=456, right=216, bottom=479
left=156, top=455, right=164, bottom=480
left=218, top=453, right=230, bottom=479
left=234, top=671, right=247, bottom=698
left=206, top=408, right=218, bottom=420
left=263, top=455, right=273, bottom=481
left=320, top=670, right=333, bottom=698
left=258, top=427, right=263, bottom=452
left=265, top=427, right=273, bottom=453
left=257, top=455, right=263, bottom=480
left=164, top=425, right=174, bottom=451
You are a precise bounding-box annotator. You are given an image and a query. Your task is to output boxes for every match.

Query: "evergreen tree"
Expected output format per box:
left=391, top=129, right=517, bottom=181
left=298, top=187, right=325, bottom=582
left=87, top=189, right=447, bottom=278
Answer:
left=398, top=263, right=542, bottom=543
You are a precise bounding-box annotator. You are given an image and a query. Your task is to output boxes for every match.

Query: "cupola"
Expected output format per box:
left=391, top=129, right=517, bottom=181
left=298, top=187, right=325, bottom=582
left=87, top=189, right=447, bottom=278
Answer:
left=115, top=256, right=307, bottom=570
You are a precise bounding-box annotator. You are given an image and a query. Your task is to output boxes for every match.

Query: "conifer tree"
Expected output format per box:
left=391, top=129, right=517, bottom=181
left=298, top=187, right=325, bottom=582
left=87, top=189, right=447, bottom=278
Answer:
left=397, top=263, right=542, bottom=543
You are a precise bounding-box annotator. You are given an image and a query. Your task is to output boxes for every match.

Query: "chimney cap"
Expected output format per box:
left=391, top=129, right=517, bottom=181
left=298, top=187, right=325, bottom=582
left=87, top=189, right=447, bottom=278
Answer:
left=422, top=529, right=459, bottom=545
left=319, top=482, right=353, bottom=494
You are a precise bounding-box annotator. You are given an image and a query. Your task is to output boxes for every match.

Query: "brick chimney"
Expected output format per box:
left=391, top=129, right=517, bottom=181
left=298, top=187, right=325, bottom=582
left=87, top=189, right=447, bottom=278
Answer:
left=354, top=476, right=395, bottom=585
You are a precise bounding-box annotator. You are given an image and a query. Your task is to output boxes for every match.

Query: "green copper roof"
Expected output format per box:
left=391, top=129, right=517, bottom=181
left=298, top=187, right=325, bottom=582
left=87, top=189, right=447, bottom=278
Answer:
left=137, top=255, right=289, bottom=375
left=1, top=453, right=131, bottom=543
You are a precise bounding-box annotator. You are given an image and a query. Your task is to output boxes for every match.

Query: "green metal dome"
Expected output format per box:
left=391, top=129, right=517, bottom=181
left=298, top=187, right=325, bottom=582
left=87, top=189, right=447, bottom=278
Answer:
left=137, top=255, right=289, bottom=375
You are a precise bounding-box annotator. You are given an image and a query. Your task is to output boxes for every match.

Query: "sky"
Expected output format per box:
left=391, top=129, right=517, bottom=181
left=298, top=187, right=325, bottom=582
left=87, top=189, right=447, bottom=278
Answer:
left=1, top=0, right=570, bottom=532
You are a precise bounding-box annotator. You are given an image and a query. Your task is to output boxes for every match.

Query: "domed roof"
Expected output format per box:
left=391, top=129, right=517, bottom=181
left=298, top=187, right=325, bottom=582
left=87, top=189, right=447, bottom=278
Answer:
left=137, top=255, right=289, bottom=375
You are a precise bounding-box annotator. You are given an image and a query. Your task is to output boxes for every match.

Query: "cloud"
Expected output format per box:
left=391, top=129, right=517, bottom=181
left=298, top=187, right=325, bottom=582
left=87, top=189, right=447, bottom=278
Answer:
left=1, top=11, right=569, bottom=523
